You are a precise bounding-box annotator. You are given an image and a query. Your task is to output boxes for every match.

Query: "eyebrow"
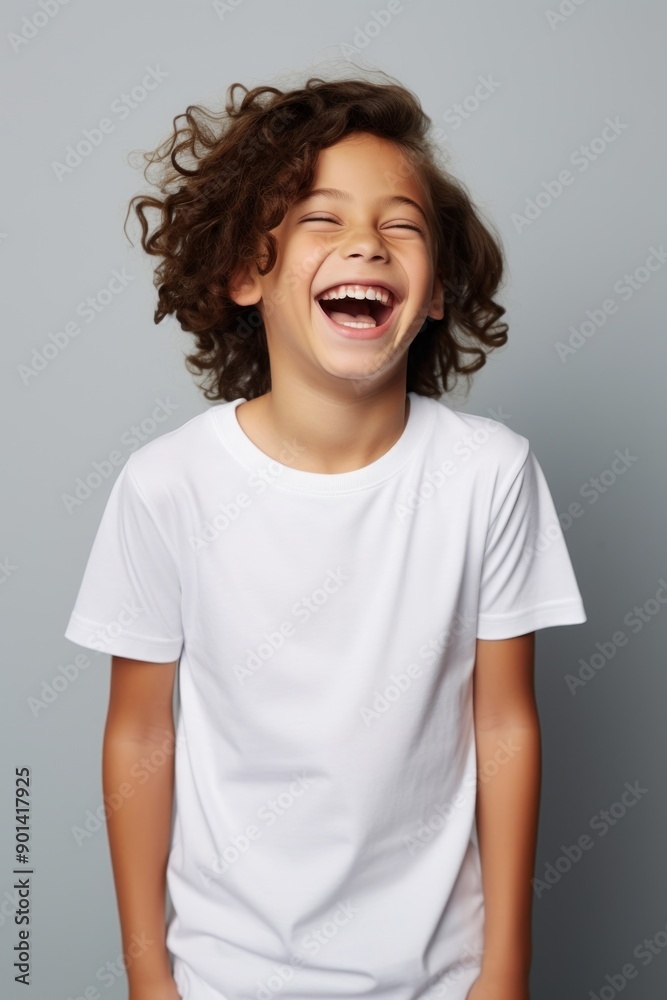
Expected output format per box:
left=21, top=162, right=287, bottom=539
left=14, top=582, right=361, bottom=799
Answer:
left=293, top=187, right=429, bottom=224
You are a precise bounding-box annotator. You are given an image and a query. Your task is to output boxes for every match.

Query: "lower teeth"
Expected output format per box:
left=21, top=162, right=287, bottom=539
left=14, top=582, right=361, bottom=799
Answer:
left=318, top=301, right=383, bottom=329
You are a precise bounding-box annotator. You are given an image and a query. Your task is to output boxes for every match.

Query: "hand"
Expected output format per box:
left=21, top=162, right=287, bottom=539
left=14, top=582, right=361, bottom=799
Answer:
left=465, top=969, right=530, bottom=1000
left=129, top=974, right=182, bottom=1000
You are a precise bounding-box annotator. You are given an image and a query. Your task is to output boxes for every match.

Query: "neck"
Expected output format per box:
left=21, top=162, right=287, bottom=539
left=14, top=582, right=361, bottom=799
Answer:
left=238, top=380, right=410, bottom=475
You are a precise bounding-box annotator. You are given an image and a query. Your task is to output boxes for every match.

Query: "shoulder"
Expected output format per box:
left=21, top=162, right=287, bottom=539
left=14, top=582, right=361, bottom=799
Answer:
left=420, top=395, right=531, bottom=485
left=121, top=404, right=220, bottom=506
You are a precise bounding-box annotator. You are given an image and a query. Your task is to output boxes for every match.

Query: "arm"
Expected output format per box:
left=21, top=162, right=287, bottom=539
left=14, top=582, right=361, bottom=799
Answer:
left=103, top=655, right=181, bottom=999
left=469, top=632, right=539, bottom=999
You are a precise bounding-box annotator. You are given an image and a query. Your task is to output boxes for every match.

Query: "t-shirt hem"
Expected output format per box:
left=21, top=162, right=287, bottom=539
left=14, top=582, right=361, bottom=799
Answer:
left=64, top=613, right=183, bottom=662
left=476, top=599, right=587, bottom=639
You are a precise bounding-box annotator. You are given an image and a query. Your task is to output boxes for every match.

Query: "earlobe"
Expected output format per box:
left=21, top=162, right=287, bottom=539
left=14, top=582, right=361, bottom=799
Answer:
left=228, top=264, right=262, bottom=307
left=428, top=274, right=445, bottom=321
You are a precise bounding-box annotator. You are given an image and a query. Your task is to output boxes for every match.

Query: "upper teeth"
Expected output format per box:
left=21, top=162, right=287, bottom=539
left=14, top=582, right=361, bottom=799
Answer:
left=318, top=284, right=393, bottom=305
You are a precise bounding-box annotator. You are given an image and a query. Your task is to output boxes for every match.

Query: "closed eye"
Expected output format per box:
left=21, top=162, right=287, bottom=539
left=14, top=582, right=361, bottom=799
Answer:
left=301, top=217, right=423, bottom=233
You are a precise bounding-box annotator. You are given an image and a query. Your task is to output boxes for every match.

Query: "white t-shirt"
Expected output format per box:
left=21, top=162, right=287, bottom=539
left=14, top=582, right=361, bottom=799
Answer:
left=64, top=391, right=586, bottom=1000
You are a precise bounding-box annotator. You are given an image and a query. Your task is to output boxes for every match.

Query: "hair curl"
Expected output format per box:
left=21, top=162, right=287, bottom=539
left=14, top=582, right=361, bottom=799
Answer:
left=125, top=68, right=509, bottom=402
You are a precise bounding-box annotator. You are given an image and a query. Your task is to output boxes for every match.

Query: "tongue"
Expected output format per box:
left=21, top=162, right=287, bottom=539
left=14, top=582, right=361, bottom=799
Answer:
left=329, top=309, right=377, bottom=327
left=321, top=299, right=378, bottom=327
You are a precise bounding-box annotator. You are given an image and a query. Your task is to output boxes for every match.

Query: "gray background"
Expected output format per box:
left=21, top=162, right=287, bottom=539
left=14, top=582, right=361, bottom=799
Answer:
left=2, top=0, right=666, bottom=997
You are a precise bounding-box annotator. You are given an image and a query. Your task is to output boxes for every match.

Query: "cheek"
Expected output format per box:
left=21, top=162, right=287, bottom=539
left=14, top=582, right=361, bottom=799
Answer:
left=282, top=269, right=301, bottom=293
left=280, top=239, right=324, bottom=287
left=301, top=240, right=325, bottom=268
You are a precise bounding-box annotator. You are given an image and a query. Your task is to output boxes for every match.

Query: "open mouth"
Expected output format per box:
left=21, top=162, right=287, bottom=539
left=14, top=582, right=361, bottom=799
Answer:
left=315, top=284, right=397, bottom=330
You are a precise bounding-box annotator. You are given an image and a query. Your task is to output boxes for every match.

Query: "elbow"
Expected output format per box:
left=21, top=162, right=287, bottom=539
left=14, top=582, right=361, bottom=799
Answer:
left=473, top=705, right=540, bottom=735
left=103, top=715, right=175, bottom=750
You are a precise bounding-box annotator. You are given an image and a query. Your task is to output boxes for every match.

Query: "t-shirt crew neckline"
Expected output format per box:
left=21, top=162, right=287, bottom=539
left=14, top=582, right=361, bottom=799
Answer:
left=212, top=391, right=434, bottom=495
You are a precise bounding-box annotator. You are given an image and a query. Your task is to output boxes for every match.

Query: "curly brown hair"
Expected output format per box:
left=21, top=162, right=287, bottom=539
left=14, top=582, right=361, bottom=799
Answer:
left=124, top=68, right=509, bottom=402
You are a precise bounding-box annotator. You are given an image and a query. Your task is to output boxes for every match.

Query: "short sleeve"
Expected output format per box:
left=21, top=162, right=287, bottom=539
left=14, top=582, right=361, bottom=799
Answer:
left=476, top=445, right=587, bottom=640
left=64, top=457, right=184, bottom=662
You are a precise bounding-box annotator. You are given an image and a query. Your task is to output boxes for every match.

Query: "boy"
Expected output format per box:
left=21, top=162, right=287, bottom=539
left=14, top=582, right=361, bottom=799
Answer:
left=65, top=73, right=587, bottom=1000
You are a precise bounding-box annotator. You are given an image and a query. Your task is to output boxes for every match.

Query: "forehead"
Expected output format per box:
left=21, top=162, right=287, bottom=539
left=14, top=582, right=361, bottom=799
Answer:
left=304, top=133, right=428, bottom=207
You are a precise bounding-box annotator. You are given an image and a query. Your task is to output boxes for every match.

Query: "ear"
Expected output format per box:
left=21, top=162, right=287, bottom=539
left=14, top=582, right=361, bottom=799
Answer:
left=228, top=262, right=262, bottom=307
left=427, top=271, right=445, bottom=321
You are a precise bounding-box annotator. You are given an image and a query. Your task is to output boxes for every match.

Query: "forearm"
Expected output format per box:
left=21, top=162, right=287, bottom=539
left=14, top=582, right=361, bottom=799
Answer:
left=102, top=722, right=176, bottom=988
left=474, top=714, right=541, bottom=976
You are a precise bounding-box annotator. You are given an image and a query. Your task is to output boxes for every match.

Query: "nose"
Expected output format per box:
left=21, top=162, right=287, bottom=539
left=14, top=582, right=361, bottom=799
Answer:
left=339, top=226, right=390, bottom=262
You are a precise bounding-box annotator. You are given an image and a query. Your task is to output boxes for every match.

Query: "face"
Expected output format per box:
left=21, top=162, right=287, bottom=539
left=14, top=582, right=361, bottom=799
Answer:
left=229, top=132, right=444, bottom=393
